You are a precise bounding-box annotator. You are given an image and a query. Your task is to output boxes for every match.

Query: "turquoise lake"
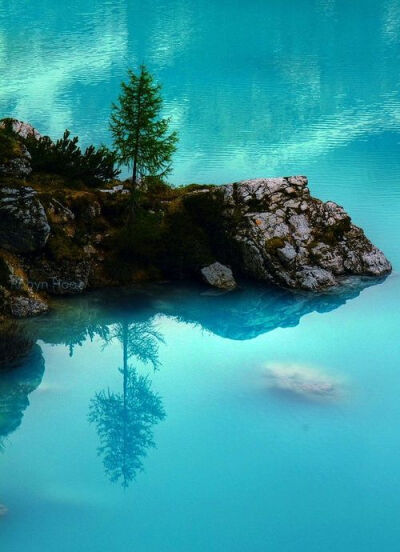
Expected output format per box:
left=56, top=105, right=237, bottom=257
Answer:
left=1, top=1, right=400, bottom=550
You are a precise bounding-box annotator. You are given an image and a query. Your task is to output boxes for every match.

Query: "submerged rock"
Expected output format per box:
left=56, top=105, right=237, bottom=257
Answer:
left=264, top=363, right=341, bottom=402
left=0, top=504, right=8, bottom=516
left=191, top=176, right=392, bottom=291
left=201, top=262, right=237, bottom=290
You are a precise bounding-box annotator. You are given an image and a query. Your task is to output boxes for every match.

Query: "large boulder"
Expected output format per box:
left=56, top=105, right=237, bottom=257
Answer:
left=187, top=176, right=391, bottom=291
left=201, top=262, right=237, bottom=290
left=0, top=186, right=50, bottom=253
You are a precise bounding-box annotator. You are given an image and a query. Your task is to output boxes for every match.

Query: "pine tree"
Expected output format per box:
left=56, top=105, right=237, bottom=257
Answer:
left=110, top=66, right=178, bottom=203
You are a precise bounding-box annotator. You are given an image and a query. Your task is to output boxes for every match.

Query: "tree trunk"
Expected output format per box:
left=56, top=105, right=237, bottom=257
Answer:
left=128, top=159, right=138, bottom=224
left=132, top=159, right=137, bottom=190
left=129, top=72, right=144, bottom=222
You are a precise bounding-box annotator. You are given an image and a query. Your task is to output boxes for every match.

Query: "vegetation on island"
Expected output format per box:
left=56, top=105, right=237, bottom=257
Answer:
left=0, top=66, right=227, bottom=316
left=25, top=130, right=120, bottom=186
left=1, top=65, right=178, bottom=197
left=0, top=119, right=119, bottom=187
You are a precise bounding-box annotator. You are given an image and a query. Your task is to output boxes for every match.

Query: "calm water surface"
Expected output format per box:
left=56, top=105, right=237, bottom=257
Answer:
left=1, top=1, right=400, bottom=550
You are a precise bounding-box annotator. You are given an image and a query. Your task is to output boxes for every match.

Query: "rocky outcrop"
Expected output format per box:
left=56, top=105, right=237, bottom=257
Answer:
left=192, top=177, right=391, bottom=291
left=0, top=186, right=50, bottom=253
left=201, top=262, right=237, bottom=290
left=0, top=120, right=393, bottom=316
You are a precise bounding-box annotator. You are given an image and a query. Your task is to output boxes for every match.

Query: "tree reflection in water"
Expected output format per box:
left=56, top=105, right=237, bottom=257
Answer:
left=88, top=320, right=166, bottom=487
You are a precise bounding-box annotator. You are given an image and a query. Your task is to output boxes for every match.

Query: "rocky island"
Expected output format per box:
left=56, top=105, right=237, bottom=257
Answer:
left=0, top=119, right=391, bottom=318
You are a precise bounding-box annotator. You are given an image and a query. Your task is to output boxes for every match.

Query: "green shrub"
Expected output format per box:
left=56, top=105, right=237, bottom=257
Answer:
left=24, top=130, right=120, bottom=186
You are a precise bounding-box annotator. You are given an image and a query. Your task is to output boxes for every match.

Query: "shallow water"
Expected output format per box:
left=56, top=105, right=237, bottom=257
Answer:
left=1, top=1, right=400, bottom=550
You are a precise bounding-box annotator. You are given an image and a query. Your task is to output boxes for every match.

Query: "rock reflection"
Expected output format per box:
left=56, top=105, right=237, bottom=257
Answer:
left=0, top=342, right=44, bottom=451
left=28, top=275, right=386, bottom=344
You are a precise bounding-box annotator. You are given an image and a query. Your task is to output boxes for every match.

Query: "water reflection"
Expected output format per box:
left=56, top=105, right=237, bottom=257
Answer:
left=27, top=276, right=386, bottom=344
left=88, top=320, right=165, bottom=487
left=0, top=277, right=386, bottom=476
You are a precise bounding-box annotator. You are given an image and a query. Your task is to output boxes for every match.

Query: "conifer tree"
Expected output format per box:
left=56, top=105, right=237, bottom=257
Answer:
left=110, top=66, right=178, bottom=205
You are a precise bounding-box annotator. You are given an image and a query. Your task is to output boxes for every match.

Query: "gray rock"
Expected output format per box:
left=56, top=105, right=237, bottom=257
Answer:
left=0, top=119, right=42, bottom=140
left=361, top=247, right=392, bottom=276
left=190, top=176, right=392, bottom=291
left=297, top=266, right=337, bottom=290
left=201, top=262, right=237, bottom=290
left=0, top=144, right=32, bottom=178
left=0, top=187, right=50, bottom=253
left=277, top=243, right=297, bottom=264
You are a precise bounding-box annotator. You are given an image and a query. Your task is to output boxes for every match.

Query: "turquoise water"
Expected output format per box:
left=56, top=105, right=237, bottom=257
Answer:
left=1, top=1, right=400, bottom=550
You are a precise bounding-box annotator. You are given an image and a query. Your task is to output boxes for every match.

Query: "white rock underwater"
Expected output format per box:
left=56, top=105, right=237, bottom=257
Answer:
left=263, top=363, right=344, bottom=403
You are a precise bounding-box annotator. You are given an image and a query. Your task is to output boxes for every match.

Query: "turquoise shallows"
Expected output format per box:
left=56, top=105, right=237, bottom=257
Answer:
left=1, top=1, right=400, bottom=550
